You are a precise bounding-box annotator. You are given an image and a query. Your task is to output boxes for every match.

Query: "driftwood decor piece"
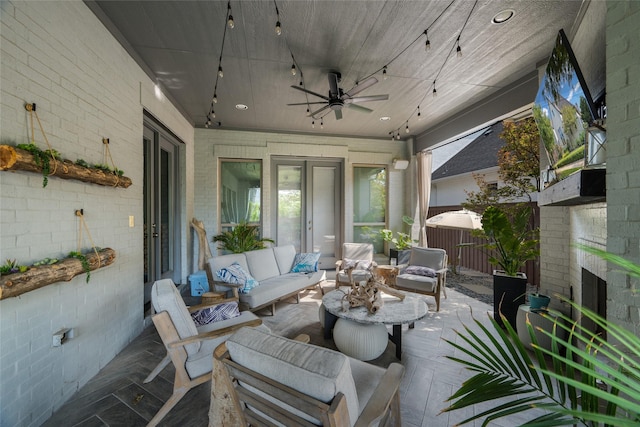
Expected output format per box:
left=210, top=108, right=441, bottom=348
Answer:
left=0, top=145, right=132, bottom=188
left=0, top=248, right=116, bottom=300
left=342, top=265, right=405, bottom=314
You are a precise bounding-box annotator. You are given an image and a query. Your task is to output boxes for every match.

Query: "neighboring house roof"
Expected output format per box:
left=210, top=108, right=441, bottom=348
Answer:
left=432, top=121, right=505, bottom=180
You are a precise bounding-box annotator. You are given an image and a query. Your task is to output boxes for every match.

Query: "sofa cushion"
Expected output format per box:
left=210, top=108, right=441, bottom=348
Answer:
left=291, top=252, right=321, bottom=273
left=238, top=270, right=325, bottom=309
left=273, top=245, right=297, bottom=275
left=226, top=327, right=359, bottom=425
left=245, top=248, right=281, bottom=282
left=403, top=265, right=436, bottom=277
left=216, top=262, right=260, bottom=294
left=342, top=258, right=373, bottom=270
left=190, top=302, right=240, bottom=327
left=395, top=273, right=437, bottom=293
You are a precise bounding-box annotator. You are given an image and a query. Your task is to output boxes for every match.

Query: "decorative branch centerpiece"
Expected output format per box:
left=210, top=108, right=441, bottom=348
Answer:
left=341, top=264, right=405, bottom=314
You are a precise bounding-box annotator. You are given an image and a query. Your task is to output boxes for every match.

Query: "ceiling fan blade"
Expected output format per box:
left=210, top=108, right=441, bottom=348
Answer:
left=334, top=109, right=343, bottom=120
left=347, top=103, right=373, bottom=114
left=328, top=73, right=340, bottom=98
left=290, top=85, right=329, bottom=100
left=287, top=102, right=328, bottom=106
left=309, top=105, right=330, bottom=117
left=345, top=76, right=378, bottom=97
left=345, top=94, right=389, bottom=103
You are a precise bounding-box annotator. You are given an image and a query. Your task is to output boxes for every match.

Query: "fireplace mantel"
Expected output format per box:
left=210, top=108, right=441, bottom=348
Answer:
left=538, top=168, right=606, bottom=206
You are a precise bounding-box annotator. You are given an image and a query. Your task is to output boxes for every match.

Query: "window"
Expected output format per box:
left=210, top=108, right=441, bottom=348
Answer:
left=220, top=160, right=262, bottom=231
left=353, top=166, right=386, bottom=253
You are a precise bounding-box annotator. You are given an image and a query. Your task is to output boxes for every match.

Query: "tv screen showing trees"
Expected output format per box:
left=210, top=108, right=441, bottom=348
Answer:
left=533, top=29, right=597, bottom=187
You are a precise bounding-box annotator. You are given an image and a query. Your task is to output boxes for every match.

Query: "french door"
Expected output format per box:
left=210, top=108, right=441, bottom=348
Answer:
left=272, top=158, right=342, bottom=270
left=143, top=117, right=181, bottom=312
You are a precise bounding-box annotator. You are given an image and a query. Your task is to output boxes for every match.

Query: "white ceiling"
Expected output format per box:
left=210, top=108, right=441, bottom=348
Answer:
left=87, top=0, right=586, bottom=142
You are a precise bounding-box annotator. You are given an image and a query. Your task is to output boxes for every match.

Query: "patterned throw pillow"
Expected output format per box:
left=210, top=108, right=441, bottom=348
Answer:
left=191, top=302, right=240, bottom=327
left=404, top=265, right=436, bottom=277
left=216, top=262, right=260, bottom=294
left=291, top=252, right=321, bottom=273
left=343, top=258, right=372, bottom=270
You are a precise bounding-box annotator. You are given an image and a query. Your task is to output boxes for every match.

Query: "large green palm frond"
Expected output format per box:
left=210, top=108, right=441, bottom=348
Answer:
left=442, top=301, right=640, bottom=426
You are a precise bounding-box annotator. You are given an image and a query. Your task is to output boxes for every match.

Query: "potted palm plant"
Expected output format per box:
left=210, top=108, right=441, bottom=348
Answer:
left=212, top=221, right=274, bottom=254
left=473, top=205, right=539, bottom=329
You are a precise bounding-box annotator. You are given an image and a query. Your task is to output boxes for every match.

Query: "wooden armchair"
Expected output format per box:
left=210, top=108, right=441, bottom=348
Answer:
left=145, top=279, right=265, bottom=426
left=394, top=247, right=448, bottom=311
left=210, top=327, right=404, bottom=427
left=335, top=243, right=376, bottom=288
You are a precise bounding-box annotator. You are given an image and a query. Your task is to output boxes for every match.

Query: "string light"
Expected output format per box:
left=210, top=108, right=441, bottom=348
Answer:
left=291, top=64, right=296, bottom=76
left=405, top=122, right=410, bottom=133
left=312, top=120, right=315, bottom=129
left=227, top=3, right=234, bottom=29
left=218, top=65, right=224, bottom=78
left=320, top=118, right=324, bottom=129
left=213, top=93, right=218, bottom=104
left=382, top=66, right=388, bottom=80
left=211, top=110, right=216, bottom=119
left=390, top=132, right=395, bottom=142
left=275, top=21, right=282, bottom=35
left=432, top=80, right=437, bottom=97
left=456, top=36, right=462, bottom=57
left=424, top=29, right=431, bottom=51
left=396, top=132, right=401, bottom=140
left=417, top=106, right=422, bottom=120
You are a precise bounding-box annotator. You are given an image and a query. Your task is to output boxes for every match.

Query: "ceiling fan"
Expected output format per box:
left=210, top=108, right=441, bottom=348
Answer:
left=288, top=72, right=389, bottom=120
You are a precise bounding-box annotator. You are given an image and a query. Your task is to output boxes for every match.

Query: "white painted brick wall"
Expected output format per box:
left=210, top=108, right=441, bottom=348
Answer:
left=0, top=2, right=193, bottom=426
left=605, top=0, right=640, bottom=337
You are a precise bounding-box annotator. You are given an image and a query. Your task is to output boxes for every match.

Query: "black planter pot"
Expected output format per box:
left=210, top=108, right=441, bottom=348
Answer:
left=493, top=271, right=527, bottom=330
left=389, top=248, right=411, bottom=265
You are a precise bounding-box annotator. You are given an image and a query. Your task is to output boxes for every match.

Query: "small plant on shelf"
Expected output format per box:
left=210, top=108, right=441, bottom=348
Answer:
left=0, top=259, right=29, bottom=275
left=16, top=143, right=61, bottom=187
left=68, top=251, right=91, bottom=283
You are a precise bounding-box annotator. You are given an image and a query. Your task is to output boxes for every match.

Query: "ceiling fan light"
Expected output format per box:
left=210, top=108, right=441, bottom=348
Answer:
left=218, top=66, right=224, bottom=78
left=275, top=21, right=282, bottom=35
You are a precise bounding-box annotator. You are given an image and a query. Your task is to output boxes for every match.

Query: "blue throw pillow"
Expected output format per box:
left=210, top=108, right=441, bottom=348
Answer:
left=404, top=265, right=436, bottom=277
left=291, top=252, right=321, bottom=273
left=191, top=302, right=240, bottom=327
left=216, top=262, right=259, bottom=294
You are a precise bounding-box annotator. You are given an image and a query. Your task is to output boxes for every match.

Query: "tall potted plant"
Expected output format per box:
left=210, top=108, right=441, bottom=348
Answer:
left=212, top=221, right=274, bottom=254
left=474, top=205, right=539, bottom=329
left=380, top=215, right=416, bottom=265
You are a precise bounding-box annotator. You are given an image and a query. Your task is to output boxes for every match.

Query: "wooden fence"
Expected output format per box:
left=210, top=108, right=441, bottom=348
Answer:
left=425, top=203, right=540, bottom=287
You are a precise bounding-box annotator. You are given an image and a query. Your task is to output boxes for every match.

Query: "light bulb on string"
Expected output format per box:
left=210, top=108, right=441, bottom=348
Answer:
left=218, top=66, right=224, bottom=78
left=306, top=107, right=310, bottom=115
left=320, top=118, right=324, bottom=129
left=228, top=15, right=234, bottom=29
left=396, top=132, right=401, bottom=141
left=456, top=36, right=462, bottom=57
left=417, top=106, right=422, bottom=120
left=424, top=29, right=431, bottom=51
left=405, top=122, right=410, bottom=133
left=213, top=93, right=218, bottom=104
left=312, top=120, right=315, bottom=129
left=432, top=81, right=437, bottom=97
left=275, top=21, right=282, bottom=35
left=390, top=132, right=395, bottom=142
left=211, top=110, right=216, bottom=119
left=290, top=64, right=297, bottom=76
left=382, top=66, right=388, bottom=80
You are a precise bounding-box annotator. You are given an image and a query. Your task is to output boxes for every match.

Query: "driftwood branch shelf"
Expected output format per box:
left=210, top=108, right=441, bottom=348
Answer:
left=0, top=248, right=116, bottom=300
left=0, top=145, right=132, bottom=188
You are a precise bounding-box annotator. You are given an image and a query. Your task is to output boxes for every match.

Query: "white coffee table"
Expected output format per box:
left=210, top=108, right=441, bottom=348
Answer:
left=322, top=289, right=428, bottom=360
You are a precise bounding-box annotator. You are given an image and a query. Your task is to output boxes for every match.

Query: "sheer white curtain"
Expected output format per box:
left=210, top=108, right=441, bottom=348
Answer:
left=417, top=150, right=433, bottom=247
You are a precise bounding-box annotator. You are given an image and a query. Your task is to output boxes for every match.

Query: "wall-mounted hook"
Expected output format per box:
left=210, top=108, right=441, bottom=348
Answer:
left=75, top=209, right=84, bottom=217
left=24, top=103, right=36, bottom=111
left=102, top=138, right=109, bottom=145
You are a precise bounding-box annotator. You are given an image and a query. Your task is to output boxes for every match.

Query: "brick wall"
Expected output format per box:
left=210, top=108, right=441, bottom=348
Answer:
left=606, top=0, right=640, bottom=336
left=0, top=2, right=193, bottom=425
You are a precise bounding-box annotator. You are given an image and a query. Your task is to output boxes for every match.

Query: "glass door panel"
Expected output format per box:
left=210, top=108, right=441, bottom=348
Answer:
left=276, top=165, right=303, bottom=251
left=310, top=164, right=338, bottom=269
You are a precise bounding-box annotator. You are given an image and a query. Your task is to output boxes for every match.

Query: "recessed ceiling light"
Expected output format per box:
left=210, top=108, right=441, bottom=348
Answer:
left=492, top=9, right=514, bottom=24
left=235, top=104, right=248, bottom=110
left=379, top=116, right=391, bottom=121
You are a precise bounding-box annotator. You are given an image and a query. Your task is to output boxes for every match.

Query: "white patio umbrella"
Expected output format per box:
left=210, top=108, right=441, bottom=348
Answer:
left=425, top=209, right=483, bottom=268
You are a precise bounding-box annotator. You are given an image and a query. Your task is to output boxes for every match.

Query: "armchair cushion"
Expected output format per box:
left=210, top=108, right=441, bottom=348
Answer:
left=190, top=302, right=240, bottom=327
left=403, top=265, right=436, bottom=277
left=291, top=252, right=321, bottom=273
left=227, top=327, right=360, bottom=425
left=216, top=262, right=259, bottom=294
left=342, top=258, right=373, bottom=270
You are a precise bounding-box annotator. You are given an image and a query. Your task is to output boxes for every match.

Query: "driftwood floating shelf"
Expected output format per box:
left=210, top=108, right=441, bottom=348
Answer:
left=0, top=145, right=132, bottom=188
left=0, top=248, right=116, bottom=300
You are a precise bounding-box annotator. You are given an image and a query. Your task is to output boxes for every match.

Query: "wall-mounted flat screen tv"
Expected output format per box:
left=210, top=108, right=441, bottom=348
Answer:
left=533, top=29, right=598, bottom=187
